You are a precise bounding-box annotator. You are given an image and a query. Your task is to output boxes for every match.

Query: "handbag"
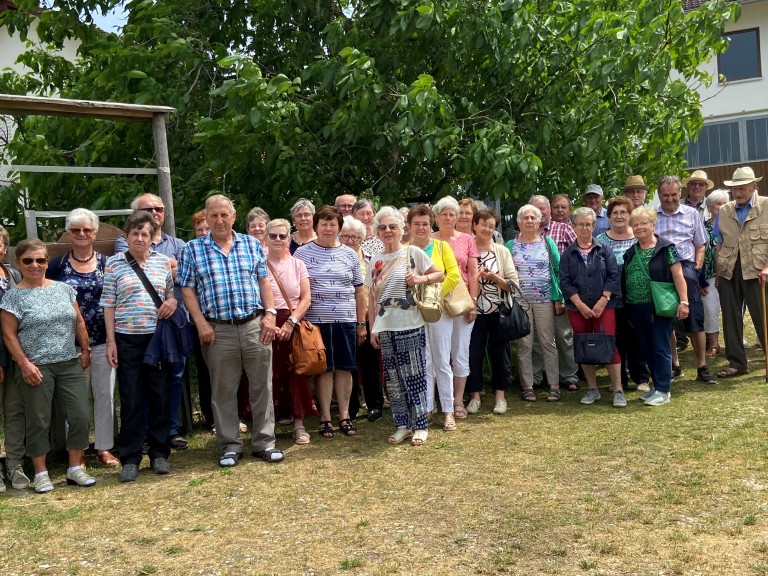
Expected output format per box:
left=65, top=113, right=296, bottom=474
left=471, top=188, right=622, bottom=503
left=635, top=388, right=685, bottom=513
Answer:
left=497, top=283, right=531, bottom=341
left=573, top=320, right=616, bottom=365
left=650, top=281, right=680, bottom=318
left=125, top=251, right=193, bottom=366
left=439, top=240, right=475, bottom=317
left=408, top=246, right=443, bottom=323
left=267, top=261, right=327, bottom=376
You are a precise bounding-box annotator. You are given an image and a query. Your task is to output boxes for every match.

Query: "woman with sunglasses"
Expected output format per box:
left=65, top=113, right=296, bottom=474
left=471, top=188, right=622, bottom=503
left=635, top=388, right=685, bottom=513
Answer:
left=47, top=208, right=118, bottom=467
left=265, top=219, right=317, bottom=444
left=0, top=239, right=94, bottom=493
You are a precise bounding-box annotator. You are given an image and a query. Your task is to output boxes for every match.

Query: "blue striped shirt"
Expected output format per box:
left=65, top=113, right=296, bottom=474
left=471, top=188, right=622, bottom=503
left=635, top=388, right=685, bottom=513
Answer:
left=655, top=204, right=706, bottom=263
left=178, top=232, right=267, bottom=321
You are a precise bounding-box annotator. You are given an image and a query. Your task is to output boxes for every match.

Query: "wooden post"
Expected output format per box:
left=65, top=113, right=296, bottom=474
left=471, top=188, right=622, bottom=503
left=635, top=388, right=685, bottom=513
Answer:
left=152, top=112, right=175, bottom=236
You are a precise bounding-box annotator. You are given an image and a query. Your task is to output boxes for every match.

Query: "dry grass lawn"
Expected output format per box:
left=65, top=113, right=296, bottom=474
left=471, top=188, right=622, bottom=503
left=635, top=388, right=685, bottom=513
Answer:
left=3, top=338, right=768, bottom=575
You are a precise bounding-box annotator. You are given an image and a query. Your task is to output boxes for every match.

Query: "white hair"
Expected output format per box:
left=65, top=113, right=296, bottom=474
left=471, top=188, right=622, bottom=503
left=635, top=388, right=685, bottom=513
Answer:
left=341, top=215, right=366, bottom=239
left=373, top=206, right=405, bottom=230
left=705, top=188, right=730, bottom=207
left=516, top=204, right=542, bottom=224
left=570, top=207, right=596, bottom=224
left=65, top=208, right=100, bottom=232
left=290, top=198, right=316, bottom=217
left=205, top=194, right=236, bottom=215
left=130, top=193, right=163, bottom=210
left=265, top=218, right=291, bottom=234
left=529, top=194, right=550, bottom=207
left=432, top=195, right=460, bottom=215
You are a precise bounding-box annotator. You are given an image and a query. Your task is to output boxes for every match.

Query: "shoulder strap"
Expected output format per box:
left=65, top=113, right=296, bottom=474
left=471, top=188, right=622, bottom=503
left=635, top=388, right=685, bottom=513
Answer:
left=266, top=260, right=294, bottom=313
left=125, top=251, right=163, bottom=309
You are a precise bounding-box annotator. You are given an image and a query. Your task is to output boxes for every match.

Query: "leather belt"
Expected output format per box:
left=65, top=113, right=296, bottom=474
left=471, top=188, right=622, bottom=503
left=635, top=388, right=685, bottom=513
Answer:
left=205, top=311, right=261, bottom=325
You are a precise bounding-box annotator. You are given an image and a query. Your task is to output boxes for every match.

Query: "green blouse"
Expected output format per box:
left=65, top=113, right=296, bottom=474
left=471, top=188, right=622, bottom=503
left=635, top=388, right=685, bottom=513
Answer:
left=624, top=244, right=677, bottom=304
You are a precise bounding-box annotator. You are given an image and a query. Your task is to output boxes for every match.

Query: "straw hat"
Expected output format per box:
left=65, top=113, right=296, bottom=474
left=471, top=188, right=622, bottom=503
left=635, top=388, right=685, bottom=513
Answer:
left=622, top=175, right=647, bottom=191
left=682, top=170, right=714, bottom=191
left=723, top=166, right=763, bottom=187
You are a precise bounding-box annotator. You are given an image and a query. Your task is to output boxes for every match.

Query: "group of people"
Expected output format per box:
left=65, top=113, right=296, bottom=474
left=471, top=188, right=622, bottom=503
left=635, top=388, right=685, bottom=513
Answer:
left=0, top=164, right=765, bottom=493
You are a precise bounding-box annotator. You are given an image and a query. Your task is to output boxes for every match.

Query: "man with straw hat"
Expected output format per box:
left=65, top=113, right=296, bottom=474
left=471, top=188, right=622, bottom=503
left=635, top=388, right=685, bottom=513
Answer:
left=683, top=170, right=715, bottom=220
left=622, top=175, right=649, bottom=209
left=713, top=167, right=768, bottom=378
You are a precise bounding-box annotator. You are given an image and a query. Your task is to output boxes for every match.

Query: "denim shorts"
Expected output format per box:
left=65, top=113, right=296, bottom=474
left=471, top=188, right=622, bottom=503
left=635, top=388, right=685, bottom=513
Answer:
left=317, top=322, right=357, bottom=372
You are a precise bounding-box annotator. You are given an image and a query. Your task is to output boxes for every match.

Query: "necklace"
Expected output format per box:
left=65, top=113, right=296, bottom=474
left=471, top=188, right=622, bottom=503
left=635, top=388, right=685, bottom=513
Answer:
left=71, top=251, right=95, bottom=263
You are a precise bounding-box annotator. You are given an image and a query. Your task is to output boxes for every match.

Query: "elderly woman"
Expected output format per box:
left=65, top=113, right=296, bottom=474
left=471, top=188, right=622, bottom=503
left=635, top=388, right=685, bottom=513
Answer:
left=622, top=206, right=689, bottom=406
left=0, top=226, right=28, bottom=491
left=457, top=198, right=477, bottom=235
left=101, top=212, right=177, bottom=481
left=0, top=239, right=94, bottom=493
left=353, top=199, right=384, bottom=260
left=703, top=189, right=729, bottom=357
left=46, top=209, right=118, bottom=467
left=246, top=207, right=270, bottom=246
left=340, top=216, right=384, bottom=422
left=289, top=199, right=317, bottom=254
left=560, top=208, right=624, bottom=407
left=596, top=197, right=647, bottom=391
left=432, top=196, right=479, bottom=417
left=506, top=205, right=564, bottom=402
left=407, top=204, right=461, bottom=430
left=466, top=208, right=519, bottom=415
left=367, top=206, right=443, bottom=446
left=265, top=218, right=317, bottom=444
left=295, top=206, right=366, bottom=438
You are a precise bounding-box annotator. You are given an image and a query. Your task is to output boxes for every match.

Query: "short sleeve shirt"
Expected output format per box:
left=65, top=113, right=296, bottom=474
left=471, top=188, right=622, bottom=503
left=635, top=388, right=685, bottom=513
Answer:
left=441, top=232, right=479, bottom=287
left=267, top=256, right=309, bottom=311
left=477, top=249, right=503, bottom=314
left=511, top=239, right=551, bottom=304
left=596, top=233, right=637, bottom=270
left=0, top=282, right=78, bottom=364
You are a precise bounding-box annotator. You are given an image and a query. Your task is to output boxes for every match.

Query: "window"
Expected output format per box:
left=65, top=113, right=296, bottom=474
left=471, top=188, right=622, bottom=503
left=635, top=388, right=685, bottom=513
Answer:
left=746, top=117, right=768, bottom=161
left=685, top=121, right=740, bottom=167
left=718, top=28, right=761, bottom=82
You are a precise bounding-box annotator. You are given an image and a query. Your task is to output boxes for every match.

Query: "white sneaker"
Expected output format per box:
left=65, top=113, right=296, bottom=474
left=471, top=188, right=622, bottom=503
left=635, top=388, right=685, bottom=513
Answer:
left=636, top=382, right=650, bottom=393
left=644, top=391, right=671, bottom=406
left=10, top=465, right=30, bottom=490
left=466, top=398, right=481, bottom=414
left=492, top=399, right=508, bottom=414
left=33, top=472, right=54, bottom=494
left=639, top=387, right=656, bottom=401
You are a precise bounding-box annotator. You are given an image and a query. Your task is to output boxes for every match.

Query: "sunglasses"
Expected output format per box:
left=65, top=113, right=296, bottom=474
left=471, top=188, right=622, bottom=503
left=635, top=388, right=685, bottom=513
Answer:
left=377, top=223, right=398, bottom=231
left=268, top=233, right=288, bottom=240
left=70, top=227, right=94, bottom=235
left=139, top=206, right=165, bottom=214
left=21, top=257, right=48, bottom=265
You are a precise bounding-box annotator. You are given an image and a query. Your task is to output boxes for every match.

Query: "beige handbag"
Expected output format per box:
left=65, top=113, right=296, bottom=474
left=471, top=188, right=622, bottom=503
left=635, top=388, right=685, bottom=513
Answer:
left=437, top=241, right=475, bottom=317
left=407, top=246, right=443, bottom=323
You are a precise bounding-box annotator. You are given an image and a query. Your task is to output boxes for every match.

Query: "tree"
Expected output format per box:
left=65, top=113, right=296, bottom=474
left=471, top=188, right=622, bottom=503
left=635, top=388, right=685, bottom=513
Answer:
left=0, top=0, right=739, bottom=241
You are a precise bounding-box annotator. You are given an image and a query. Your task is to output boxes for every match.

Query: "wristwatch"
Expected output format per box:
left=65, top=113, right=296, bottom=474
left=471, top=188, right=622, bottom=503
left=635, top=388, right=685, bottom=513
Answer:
left=265, top=308, right=277, bottom=315
left=288, top=315, right=299, bottom=325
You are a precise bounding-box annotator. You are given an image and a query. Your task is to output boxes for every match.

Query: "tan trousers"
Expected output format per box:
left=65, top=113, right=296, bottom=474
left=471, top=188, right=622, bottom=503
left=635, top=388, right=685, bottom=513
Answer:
left=517, top=302, right=559, bottom=390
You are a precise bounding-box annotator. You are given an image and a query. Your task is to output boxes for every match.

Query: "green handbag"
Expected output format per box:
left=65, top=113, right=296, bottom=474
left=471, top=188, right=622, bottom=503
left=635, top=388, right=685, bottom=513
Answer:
left=650, top=281, right=680, bottom=318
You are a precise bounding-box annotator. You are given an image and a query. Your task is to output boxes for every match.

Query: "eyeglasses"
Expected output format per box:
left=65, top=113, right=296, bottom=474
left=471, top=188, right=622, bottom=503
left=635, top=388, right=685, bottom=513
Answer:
left=139, top=206, right=165, bottom=214
left=294, top=212, right=312, bottom=219
left=21, top=257, right=48, bottom=265
left=610, top=211, right=629, bottom=217
left=337, top=203, right=355, bottom=209
left=377, top=223, right=398, bottom=231
left=340, top=234, right=360, bottom=242
left=410, top=222, right=432, bottom=228
left=267, top=233, right=288, bottom=240
left=70, top=227, right=94, bottom=235
left=574, top=222, right=594, bottom=229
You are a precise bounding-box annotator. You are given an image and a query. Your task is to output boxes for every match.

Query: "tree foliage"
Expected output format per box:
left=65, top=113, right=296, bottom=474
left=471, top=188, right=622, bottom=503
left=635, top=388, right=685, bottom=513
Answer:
left=0, top=0, right=739, bottom=240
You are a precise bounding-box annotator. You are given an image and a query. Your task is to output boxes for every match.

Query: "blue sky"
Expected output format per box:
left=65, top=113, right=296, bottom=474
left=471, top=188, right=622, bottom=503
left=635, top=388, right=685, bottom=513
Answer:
left=91, top=6, right=126, bottom=32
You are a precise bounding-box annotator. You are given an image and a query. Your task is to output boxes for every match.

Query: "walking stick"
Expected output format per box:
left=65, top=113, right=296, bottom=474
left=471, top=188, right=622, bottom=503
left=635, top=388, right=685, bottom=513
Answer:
left=762, top=280, right=768, bottom=383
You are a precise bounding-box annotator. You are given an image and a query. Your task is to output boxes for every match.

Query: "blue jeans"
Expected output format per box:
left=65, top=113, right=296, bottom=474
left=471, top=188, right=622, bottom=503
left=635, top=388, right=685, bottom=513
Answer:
left=115, top=333, right=171, bottom=465
left=626, top=303, right=674, bottom=393
left=167, top=359, right=186, bottom=436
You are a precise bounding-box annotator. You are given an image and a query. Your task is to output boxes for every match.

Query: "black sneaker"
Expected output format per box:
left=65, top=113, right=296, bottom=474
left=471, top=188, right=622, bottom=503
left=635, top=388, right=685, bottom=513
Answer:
left=697, top=365, right=717, bottom=384
left=367, top=408, right=383, bottom=422
left=671, top=365, right=684, bottom=380
left=167, top=435, right=189, bottom=450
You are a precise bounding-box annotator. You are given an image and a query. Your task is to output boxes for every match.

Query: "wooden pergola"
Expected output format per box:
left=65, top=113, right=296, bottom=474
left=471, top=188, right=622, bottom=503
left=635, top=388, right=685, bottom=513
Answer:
left=0, top=94, right=178, bottom=236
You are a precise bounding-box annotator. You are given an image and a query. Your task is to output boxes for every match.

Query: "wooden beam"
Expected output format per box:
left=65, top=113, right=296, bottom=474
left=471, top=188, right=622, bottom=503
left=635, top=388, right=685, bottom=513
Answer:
left=152, top=112, right=176, bottom=235
left=0, top=94, right=175, bottom=122
left=1, top=164, right=158, bottom=175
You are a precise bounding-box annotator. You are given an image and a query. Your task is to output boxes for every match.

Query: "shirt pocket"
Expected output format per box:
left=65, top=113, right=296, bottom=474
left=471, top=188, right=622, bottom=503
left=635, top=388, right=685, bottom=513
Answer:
left=749, top=224, right=768, bottom=242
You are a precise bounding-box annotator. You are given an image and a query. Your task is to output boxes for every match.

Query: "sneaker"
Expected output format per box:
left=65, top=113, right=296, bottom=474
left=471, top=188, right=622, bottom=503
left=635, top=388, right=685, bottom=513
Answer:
left=0, top=468, right=6, bottom=493
left=167, top=435, right=188, bottom=450
left=66, top=467, right=96, bottom=487
left=636, top=382, right=651, bottom=393
left=119, top=463, right=140, bottom=482
left=612, top=390, right=627, bottom=408
left=671, top=365, right=684, bottom=380
left=33, top=472, right=54, bottom=494
left=697, top=365, right=717, bottom=384
left=492, top=399, right=508, bottom=414
left=639, top=387, right=657, bottom=401
left=151, top=457, right=171, bottom=475
left=644, top=390, right=671, bottom=406
left=466, top=398, right=481, bottom=414
left=367, top=408, right=383, bottom=422
left=580, top=389, right=601, bottom=405
left=9, top=465, right=30, bottom=490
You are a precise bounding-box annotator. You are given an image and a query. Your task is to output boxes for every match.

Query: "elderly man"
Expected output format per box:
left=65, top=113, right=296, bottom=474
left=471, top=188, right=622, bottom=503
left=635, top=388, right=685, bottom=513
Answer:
left=528, top=195, right=579, bottom=390
left=713, top=167, right=768, bottom=377
left=622, top=175, right=648, bottom=209
left=683, top=170, right=714, bottom=220
left=115, top=193, right=189, bottom=450
left=655, top=176, right=716, bottom=383
left=583, top=184, right=610, bottom=236
left=334, top=194, right=357, bottom=217
left=179, top=194, right=281, bottom=467
left=550, top=194, right=572, bottom=224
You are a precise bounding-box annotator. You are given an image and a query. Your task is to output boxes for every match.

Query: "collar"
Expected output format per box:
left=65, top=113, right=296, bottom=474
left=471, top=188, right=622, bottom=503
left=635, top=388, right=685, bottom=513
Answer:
left=684, top=198, right=703, bottom=209
left=657, top=203, right=683, bottom=216
left=735, top=193, right=756, bottom=211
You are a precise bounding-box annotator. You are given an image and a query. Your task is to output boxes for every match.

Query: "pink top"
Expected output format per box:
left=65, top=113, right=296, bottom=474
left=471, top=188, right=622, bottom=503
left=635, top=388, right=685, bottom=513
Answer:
left=267, top=256, right=309, bottom=310
left=440, top=232, right=478, bottom=287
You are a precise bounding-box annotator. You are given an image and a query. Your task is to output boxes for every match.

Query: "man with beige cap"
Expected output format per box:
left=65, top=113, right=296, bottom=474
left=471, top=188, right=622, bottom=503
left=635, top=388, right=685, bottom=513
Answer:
left=622, top=175, right=649, bottom=209
left=683, top=170, right=715, bottom=220
left=713, top=166, right=768, bottom=377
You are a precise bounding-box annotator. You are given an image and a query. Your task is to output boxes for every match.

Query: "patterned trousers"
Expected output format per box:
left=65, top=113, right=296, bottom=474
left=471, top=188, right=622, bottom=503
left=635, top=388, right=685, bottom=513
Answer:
left=379, top=327, right=428, bottom=431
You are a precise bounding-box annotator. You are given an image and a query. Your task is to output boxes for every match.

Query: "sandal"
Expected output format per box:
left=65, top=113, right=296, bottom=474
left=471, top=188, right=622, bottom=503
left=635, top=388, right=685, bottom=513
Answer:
left=219, top=452, right=242, bottom=468
left=547, top=388, right=561, bottom=402
left=442, top=413, right=457, bottom=432
left=565, top=382, right=578, bottom=391
left=252, top=448, right=285, bottom=463
left=318, top=420, right=334, bottom=438
left=411, top=429, right=428, bottom=446
left=717, top=366, right=749, bottom=379
left=454, top=404, right=468, bottom=419
left=292, top=427, right=310, bottom=445
left=338, top=418, right=357, bottom=436
left=387, top=428, right=412, bottom=444
left=521, top=388, right=537, bottom=402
